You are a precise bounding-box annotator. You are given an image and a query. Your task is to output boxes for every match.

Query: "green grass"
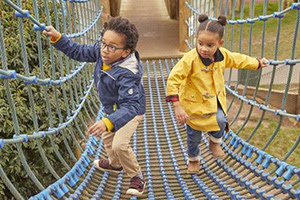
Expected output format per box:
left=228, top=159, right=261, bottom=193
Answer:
left=224, top=2, right=300, bottom=60
left=232, top=118, right=300, bottom=167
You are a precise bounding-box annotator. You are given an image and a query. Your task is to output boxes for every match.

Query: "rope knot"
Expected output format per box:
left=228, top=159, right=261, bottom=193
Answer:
left=273, top=12, right=285, bottom=18
left=291, top=3, right=300, bottom=10
left=13, top=134, right=28, bottom=143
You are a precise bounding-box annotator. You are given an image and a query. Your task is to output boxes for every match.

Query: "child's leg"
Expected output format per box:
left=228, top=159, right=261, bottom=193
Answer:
left=208, top=104, right=227, bottom=158
left=186, top=125, right=202, bottom=173
left=102, top=131, right=122, bottom=168
left=112, top=115, right=143, bottom=178
left=186, top=125, right=202, bottom=160
left=113, top=115, right=146, bottom=195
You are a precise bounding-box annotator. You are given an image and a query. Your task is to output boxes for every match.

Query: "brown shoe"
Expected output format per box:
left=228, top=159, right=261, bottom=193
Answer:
left=93, top=159, right=123, bottom=174
left=126, top=175, right=146, bottom=196
left=187, top=160, right=200, bottom=174
left=209, top=140, right=225, bottom=158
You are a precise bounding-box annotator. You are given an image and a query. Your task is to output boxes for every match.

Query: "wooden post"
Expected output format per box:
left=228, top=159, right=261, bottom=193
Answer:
left=171, top=0, right=179, bottom=19
left=99, top=0, right=111, bottom=23
left=110, top=0, right=121, bottom=17
left=179, top=0, right=189, bottom=52
left=164, top=0, right=179, bottom=19
left=165, top=0, right=171, bottom=18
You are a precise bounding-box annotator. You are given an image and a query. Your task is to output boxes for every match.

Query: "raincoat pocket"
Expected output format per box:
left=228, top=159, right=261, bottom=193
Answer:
left=182, top=90, right=217, bottom=118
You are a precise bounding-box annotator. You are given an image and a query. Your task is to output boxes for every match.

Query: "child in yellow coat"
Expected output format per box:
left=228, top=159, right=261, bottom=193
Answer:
left=166, top=14, right=268, bottom=174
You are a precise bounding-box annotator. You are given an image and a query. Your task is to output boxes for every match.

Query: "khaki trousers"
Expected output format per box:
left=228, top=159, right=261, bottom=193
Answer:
left=102, top=115, right=143, bottom=178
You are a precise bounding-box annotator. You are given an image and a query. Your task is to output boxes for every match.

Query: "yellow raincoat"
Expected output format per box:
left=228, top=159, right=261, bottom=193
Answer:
left=166, top=47, right=259, bottom=132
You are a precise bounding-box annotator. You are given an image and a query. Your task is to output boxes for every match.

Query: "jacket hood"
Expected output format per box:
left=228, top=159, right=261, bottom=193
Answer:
left=115, top=53, right=139, bottom=74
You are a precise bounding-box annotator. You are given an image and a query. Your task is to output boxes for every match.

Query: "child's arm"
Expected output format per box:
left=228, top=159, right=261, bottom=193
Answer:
left=166, top=58, right=191, bottom=96
left=166, top=58, right=191, bottom=125
left=172, top=101, right=189, bottom=125
left=257, top=58, right=269, bottom=69
left=87, top=74, right=140, bottom=135
left=222, top=48, right=268, bottom=70
left=43, top=25, right=99, bottom=62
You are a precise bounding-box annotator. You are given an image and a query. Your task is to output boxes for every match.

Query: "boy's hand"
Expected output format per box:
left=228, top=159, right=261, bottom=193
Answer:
left=42, top=25, right=61, bottom=39
left=87, top=120, right=107, bottom=137
left=173, top=101, right=188, bottom=125
left=260, top=58, right=269, bottom=68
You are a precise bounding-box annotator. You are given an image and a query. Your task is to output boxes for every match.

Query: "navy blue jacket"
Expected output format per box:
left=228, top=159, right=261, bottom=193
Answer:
left=53, top=35, right=146, bottom=131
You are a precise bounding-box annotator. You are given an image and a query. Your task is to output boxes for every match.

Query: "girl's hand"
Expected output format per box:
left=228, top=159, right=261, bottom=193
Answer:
left=260, top=58, right=269, bottom=68
left=173, top=101, right=189, bottom=125
left=87, top=120, right=107, bottom=137
left=42, top=25, right=61, bottom=38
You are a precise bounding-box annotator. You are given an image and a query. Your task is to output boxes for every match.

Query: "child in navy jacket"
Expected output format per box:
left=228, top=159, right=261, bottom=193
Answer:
left=43, top=17, right=146, bottom=196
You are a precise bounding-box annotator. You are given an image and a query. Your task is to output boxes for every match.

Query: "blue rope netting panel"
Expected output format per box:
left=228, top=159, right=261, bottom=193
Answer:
left=0, top=0, right=300, bottom=199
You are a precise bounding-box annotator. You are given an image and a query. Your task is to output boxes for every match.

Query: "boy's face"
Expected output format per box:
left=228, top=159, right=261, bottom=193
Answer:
left=196, top=30, right=224, bottom=60
left=101, top=30, right=130, bottom=65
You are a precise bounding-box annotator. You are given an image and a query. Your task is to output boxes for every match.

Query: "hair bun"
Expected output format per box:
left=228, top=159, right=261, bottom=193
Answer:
left=217, top=15, right=227, bottom=26
left=198, top=14, right=209, bottom=23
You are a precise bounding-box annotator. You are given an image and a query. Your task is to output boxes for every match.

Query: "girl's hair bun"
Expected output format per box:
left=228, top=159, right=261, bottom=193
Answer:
left=198, top=14, right=209, bottom=23
left=217, top=15, right=227, bottom=26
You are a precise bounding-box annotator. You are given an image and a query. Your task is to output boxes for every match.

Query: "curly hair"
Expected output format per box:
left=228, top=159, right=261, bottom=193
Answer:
left=101, top=17, right=139, bottom=52
left=197, top=14, right=227, bottom=39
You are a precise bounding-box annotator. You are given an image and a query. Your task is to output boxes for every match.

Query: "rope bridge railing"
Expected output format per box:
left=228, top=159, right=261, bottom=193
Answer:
left=1, top=0, right=103, bottom=198
left=184, top=0, right=300, bottom=198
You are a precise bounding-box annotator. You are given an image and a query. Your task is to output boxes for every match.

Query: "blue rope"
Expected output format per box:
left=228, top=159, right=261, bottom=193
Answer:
left=145, top=60, right=175, bottom=199
left=185, top=1, right=300, bottom=25
left=0, top=80, right=94, bottom=147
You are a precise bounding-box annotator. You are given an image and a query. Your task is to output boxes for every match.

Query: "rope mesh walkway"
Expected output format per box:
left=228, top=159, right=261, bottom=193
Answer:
left=0, top=0, right=300, bottom=199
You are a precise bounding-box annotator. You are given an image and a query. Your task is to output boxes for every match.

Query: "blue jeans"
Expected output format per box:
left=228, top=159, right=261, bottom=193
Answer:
left=186, top=104, right=228, bottom=159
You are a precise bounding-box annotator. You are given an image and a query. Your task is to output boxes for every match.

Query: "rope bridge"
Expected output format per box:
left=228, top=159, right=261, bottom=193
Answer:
left=1, top=0, right=300, bottom=199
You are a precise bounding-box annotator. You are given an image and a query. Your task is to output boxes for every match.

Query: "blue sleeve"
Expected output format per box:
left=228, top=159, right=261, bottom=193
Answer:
left=53, top=34, right=100, bottom=62
left=107, top=74, right=140, bottom=131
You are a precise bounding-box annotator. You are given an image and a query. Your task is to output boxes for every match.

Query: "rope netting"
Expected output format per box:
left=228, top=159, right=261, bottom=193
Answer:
left=0, top=0, right=300, bottom=199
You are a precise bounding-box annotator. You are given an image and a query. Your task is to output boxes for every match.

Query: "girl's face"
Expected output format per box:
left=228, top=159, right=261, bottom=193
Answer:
left=101, top=30, right=130, bottom=65
left=196, top=30, right=224, bottom=60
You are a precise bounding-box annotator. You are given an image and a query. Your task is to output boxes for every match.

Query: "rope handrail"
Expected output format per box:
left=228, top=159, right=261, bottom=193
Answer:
left=0, top=62, right=87, bottom=85
left=2, top=0, right=103, bottom=87
left=221, top=131, right=300, bottom=197
left=3, top=0, right=102, bottom=37
left=226, top=84, right=300, bottom=118
left=1, top=0, right=102, bottom=198
left=30, top=136, right=102, bottom=199
left=66, top=7, right=103, bottom=38
left=185, top=1, right=300, bottom=25
left=0, top=79, right=94, bottom=147
left=3, top=0, right=48, bottom=31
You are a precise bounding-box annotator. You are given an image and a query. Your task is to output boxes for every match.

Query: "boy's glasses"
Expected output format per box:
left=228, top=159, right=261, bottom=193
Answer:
left=100, top=41, right=125, bottom=53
